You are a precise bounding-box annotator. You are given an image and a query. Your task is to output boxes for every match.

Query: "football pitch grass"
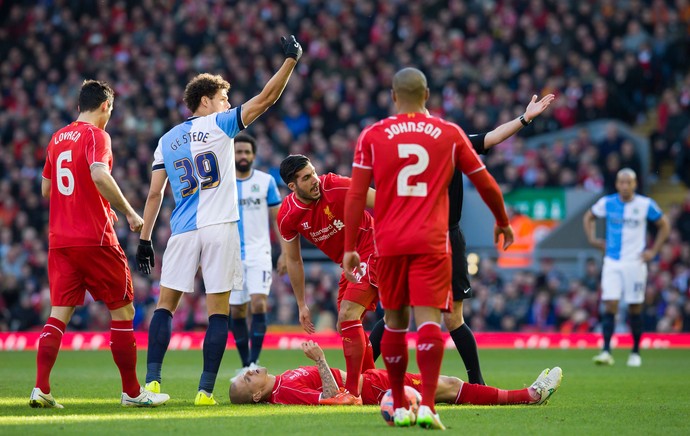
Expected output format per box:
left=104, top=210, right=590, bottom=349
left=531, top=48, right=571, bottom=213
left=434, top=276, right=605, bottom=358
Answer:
left=1, top=348, right=689, bottom=435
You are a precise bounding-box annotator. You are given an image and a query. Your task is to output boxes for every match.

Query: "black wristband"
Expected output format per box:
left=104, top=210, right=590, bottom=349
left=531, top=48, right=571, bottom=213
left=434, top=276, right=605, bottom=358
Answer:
left=519, top=114, right=531, bottom=126
left=140, top=239, right=152, bottom=246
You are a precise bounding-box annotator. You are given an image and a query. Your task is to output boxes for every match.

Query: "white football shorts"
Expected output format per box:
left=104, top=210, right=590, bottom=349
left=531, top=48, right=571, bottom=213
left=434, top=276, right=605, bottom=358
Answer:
left=160, top=222, right=243, bottom=294
left=229, top=263, right=272, bottom=305
left=600, top=258, right=647, bottom=304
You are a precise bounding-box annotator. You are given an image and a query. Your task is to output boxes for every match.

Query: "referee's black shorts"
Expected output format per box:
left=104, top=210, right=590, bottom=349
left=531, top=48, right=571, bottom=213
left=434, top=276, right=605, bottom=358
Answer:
left=450, top=226, right=474, bottom=301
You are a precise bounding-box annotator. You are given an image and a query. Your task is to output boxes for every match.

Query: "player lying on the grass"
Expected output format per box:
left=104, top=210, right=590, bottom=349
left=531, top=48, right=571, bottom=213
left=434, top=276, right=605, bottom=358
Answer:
left=229, top=340, right=562, bottom=406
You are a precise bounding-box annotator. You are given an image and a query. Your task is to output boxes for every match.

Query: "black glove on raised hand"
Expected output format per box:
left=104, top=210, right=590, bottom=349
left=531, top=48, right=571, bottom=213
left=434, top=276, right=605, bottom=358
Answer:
left=281, top=35, right=302, bottom=61
left=136, top=239, right=155, bottom=275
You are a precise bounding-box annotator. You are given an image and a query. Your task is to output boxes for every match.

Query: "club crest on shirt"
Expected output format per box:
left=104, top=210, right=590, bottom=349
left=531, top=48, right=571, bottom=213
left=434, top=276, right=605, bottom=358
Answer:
left=251, top=184, right=260, bottom=192
left=324, top=205, right=335, bottom=221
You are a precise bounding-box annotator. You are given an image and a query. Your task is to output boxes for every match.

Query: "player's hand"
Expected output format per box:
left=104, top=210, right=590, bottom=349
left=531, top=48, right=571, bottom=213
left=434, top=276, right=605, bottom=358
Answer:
left=276, top=253, right=287, bottom=275
left=127, top=212, right=144, bottom=233
left=589, top=238, right=606, bottom=252
left=299, top=304, right=315, bottom=334
left=281, top=35, right=302, bottom=61
left=641, top=250, right=657, bottom=262
left=342, top=251, right=362, bottom=283
left=302, top=340, right=325, bottom=361
left=524, top=94, right=555, bottom=123
left=136, top=239, right=155, bottom=275
left=494, top=225, right=514, bottom=250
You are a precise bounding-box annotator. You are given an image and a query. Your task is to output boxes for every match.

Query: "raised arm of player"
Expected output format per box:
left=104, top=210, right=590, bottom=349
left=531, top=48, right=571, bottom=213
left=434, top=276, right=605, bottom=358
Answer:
left=302, top=340, right=340, bottom=400
left=90, top=165, right=144, bottom=233
left=283, top=236, right=315, bottom=334
left=136, top=169, right=168, bottom=274
left=240, top=35, right=302, bottom=128
left=343, top=167, right=372, bottom=282
left=482, top=94, right=555, bottom=150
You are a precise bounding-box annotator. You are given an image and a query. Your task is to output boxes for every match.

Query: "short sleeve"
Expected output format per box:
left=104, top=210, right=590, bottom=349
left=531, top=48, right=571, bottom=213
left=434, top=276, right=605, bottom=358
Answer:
left=86, top=128, right=111, bottom=169
left=42, top=142, right=53, bottom=179
left=152, top=139, right=165, bottom=171
left=591, top=197, right=607, bottom=218
left=468, top=133, right=488, bottom=155
left=647, top=199, right=663, bottom=222
left=267, top=176, right=282, bottom=207
left=353, top=127, right=374, bottom=170
left=453, top=125, right=485, bottom=175
left=215, top=106, right=244, bottom=139
left=277, top=202, right=298, bottom=241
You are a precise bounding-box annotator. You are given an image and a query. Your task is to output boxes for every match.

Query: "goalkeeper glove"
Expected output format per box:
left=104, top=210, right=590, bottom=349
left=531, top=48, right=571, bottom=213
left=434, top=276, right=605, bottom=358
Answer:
left=281, top=35, right=302, bottom=61
left=136, top=239, right=155, bottom=275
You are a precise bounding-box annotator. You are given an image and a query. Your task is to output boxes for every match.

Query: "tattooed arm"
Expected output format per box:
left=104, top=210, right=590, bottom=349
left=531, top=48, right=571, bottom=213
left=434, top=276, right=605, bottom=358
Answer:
left=302, top=340, right=339, bottom=399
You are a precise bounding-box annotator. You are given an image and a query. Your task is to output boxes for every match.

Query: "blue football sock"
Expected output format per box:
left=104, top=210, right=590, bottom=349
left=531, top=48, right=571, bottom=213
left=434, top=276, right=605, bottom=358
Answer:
left=629, top=314, right=643, bottom=353
left=146, top=308, right=173, bottom=384
left=249, top=313, right=267, bottom=364
left=230, top=316, right=250, bottom=367
left=602, top=313, right=615, bottom=352
left=199, top=314, right=229, bottom=393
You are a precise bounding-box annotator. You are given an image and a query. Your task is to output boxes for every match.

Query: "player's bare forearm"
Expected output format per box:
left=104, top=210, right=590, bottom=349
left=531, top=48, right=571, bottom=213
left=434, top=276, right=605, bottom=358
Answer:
left=650, top=215, right=671, bottom=255
left=286, top=258, right=307, bottom=305
left=140, top=191, right=164, bottom=241
left=91, top=166, right=136, bottom=217
left=241, top=59, right=297, bottom=127
left=41, top=178, right=51, bottom=198
left=315, top=357, right=339, bottom=399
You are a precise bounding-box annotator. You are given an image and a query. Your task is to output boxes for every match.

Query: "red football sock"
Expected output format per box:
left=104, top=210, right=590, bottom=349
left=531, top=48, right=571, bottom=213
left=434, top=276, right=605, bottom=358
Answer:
left=110, top=320, right=141, bottom=397
left=361, top=335, right=375, bottom=371
left=456, top=383, right=535, bottom=405
left=35, top=317, right=66, bottom=393
left=416, top=323, right=444, bottom=413
left=380, top=327, right=408, bottom=409
left=341, top=320, right=366, bottom=396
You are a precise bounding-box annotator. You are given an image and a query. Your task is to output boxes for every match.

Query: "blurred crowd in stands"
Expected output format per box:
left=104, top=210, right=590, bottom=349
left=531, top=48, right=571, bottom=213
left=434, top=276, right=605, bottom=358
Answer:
left=1, top=0, right=689, bottom=334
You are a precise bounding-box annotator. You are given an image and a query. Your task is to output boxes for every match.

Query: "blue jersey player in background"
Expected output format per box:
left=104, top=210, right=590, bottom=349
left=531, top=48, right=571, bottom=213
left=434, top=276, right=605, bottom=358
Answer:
left=135, top=35, right=302, bottom=405
left=584, top=168, right=670, bottom=367
left=230, top=133, right=286, bottom=375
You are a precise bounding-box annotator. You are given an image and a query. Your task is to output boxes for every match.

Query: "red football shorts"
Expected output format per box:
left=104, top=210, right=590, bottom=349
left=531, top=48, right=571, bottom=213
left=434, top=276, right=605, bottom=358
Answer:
left=377, top=253, right=452, bottom=311
left=361, top=369, right=423, bottom=405
left=337, top=250, right=378, bottom=312
left=48, top=245, right=134, bottom=310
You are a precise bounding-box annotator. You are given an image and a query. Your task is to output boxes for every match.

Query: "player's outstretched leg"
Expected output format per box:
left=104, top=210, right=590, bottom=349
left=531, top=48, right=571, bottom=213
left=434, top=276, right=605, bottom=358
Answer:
left=196, top=314, right=229, bottom=406
left=529, top=367, right=563, bottom=405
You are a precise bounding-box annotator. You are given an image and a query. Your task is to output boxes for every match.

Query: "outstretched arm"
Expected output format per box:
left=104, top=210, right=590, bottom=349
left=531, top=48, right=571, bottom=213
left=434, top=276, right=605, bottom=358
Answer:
left=483, top=94, right=555, bottom=150
left=240, top=36, right=302, bottom=127
left=302, top=340, right=339, bottom=399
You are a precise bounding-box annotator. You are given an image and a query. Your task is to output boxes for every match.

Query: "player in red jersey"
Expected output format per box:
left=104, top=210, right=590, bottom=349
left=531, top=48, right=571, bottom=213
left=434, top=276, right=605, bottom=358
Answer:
left=30, top=80, right=169, bottom=409
left=229, top=341, right=562, bottom=407
left=343, top=68, right=513, bottom=429
left=277, top=155, right=385, bottom=403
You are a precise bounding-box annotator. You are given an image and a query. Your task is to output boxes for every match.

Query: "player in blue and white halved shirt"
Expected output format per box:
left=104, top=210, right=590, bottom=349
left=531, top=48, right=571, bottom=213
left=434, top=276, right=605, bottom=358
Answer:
left=230, top=133, right=286, bottom=374
left=584, top=168, right=669, bottom=367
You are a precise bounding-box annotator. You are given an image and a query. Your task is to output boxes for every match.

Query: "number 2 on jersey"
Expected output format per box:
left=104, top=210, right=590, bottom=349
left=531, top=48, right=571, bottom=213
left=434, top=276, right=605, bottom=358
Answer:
left=174, top=152, right=221, bottom=197
left=397, top=144, right=429, bottom=197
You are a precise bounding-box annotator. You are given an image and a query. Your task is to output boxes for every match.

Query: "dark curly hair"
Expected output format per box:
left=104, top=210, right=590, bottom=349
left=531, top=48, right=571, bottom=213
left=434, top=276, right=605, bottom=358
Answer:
left=78, top=80, right=114, bottom=113
left=183, top=73, right=231, bottom=113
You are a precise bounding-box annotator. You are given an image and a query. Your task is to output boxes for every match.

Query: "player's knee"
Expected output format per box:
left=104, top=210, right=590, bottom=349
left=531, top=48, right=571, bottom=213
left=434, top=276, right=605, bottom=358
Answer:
left=443, top=311, right=463, bottom=331
left=230, top=304, right=247, bottom=319
left=338, top=304, right=363, bottom=324
left=250, top=296, right=268, bottom=314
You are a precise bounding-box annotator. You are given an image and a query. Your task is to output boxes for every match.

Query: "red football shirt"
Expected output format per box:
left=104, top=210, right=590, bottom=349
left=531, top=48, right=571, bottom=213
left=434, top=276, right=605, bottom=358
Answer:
left=277, top=173, right=374, bottom=264
left=42, top=121, right=119, bottom=248
left=351, top=113, right=484, bottom=256
left=268, top=366, right=345, bottom=405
